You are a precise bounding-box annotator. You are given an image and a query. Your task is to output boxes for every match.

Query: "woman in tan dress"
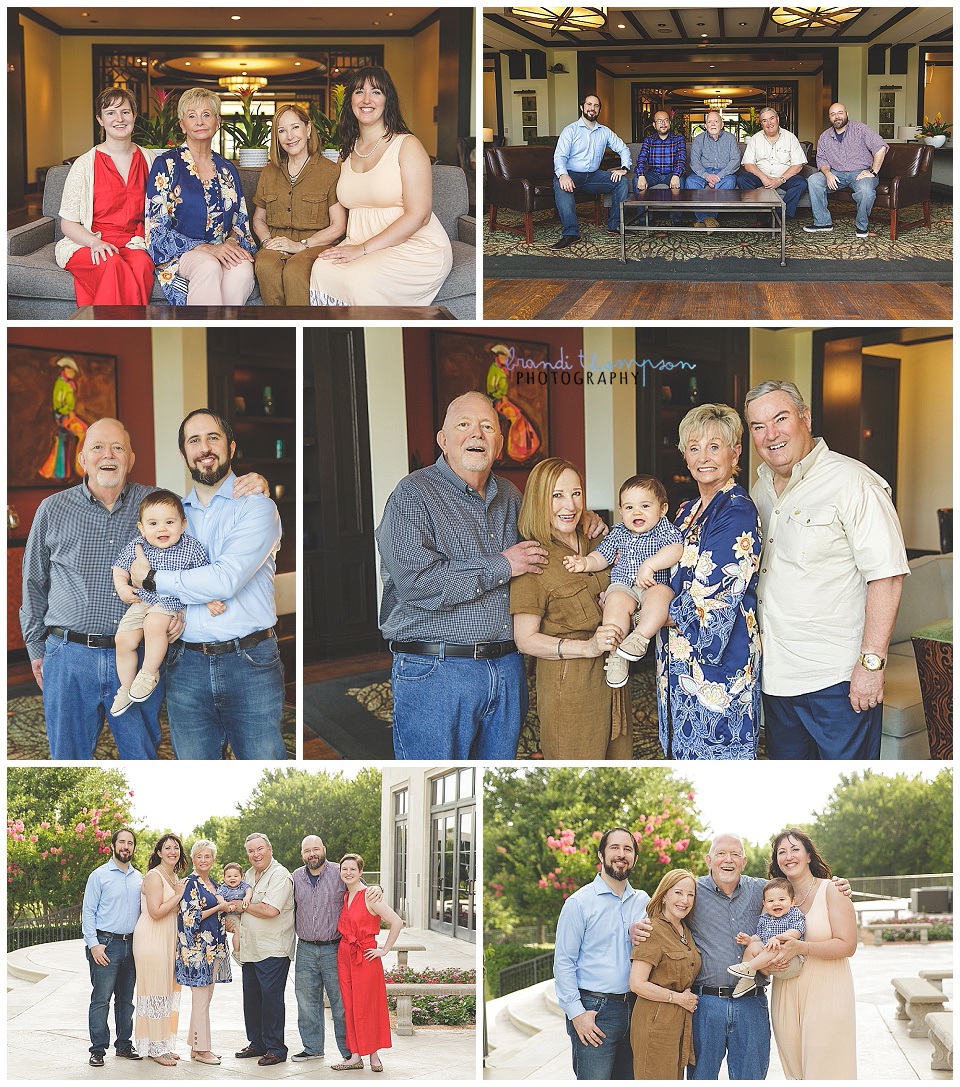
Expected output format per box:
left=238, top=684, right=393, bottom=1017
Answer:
left=251, top=104, right=346, bottom=305
left=768, top=828, right=857, bottom=1079
left=510, top=458, right=632, bottom=759
left=133, top=833, right=188, bottom=1065
left=629, top=869, right=701, bottom=1080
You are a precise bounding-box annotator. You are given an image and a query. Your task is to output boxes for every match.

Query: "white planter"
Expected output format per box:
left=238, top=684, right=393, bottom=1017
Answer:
left=321, top=148, right=340, bottom=163
left=238, top=147, right=269, bottom=168
left=923, top=135, right=947, bottom=149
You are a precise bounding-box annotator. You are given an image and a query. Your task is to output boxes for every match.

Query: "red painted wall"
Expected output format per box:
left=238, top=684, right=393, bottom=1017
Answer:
left=400, top=327, right=586, bottom=492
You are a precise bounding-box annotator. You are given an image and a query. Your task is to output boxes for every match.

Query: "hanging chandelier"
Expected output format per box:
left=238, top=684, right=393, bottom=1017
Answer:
left=508, top=7, right=608, bottom=35
left=770, top=7, right=862, bottom=30
left=705, top=97, right=733, bottom=111
left=218, top=75, right=268, bottom=94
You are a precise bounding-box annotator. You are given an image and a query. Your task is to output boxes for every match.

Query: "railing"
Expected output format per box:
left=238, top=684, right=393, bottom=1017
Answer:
left=498, top=950, right=555, bottom=997
left=848, top=873, right=953, bottom=900
left=8, top=905, right=83, bottom=953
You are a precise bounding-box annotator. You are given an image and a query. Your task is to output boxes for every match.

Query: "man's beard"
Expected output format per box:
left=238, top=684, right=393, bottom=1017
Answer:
left=603, top=859, right=634, bottom=881
left=113, top=848, right=132, bottom=863
left=189, top=458, right=231, bottom=486
left=307, top=856, right=326, bottom=872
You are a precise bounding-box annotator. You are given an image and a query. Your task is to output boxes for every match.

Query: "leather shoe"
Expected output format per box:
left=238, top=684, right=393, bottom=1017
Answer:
left=258, top=1053, right=287, bottom=1066
left=235, top=1046, right=266, bottom=1059
left=89, top=1054, right=105, bottom=1067
left=551, top=235, right=580, bottom=249
left=604, top=228, right=621, bottom=235
left=116, top=1046, right=142, bottom=1060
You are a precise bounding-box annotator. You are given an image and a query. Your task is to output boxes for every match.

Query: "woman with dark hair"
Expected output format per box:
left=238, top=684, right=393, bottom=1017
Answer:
left=767, top=828, right=857, bottom=1079
left=57, top=86, right=158, bottom=305
left=309, top=65, right=452, bottom=307
left=133, top=833, right=188, bottom=1064
left=251, top=103, right=346, bottom=304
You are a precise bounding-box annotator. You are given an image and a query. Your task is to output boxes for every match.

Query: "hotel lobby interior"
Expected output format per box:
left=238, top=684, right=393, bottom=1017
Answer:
left=482, top=6, right=952, bottom=320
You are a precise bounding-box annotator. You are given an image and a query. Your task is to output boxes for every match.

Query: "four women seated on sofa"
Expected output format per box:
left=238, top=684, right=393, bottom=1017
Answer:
left=56, top=72, right=452, bottom=308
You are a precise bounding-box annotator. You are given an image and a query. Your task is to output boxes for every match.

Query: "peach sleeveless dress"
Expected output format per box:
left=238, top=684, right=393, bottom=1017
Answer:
left=309, top=133, right=452, bottom=306
left=770, top=879, right=856, bottom=1079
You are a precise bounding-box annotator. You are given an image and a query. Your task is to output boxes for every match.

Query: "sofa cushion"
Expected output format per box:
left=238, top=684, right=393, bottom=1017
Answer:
left=890, top=553, right=952, bottom=646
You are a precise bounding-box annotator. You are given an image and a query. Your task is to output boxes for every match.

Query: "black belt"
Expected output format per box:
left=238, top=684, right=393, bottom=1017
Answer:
left=300, top=936, right=341, bottom=946
left=181, top=628, right=275, bottom=655
left=692, top=983, right=762, bottom=997
left=48, top=626, right=116, bottom=649
left=389, top=639, right=517, bottom=660
left=579, top=989, right=635, bottom=1002
left=97, top=930, right=133, bottom=941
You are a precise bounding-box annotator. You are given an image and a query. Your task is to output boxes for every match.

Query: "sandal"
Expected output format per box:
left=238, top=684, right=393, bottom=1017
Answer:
left=151, top=1054, right=177, bottom=1067
left=331, top=1059, right=364, bottom=1070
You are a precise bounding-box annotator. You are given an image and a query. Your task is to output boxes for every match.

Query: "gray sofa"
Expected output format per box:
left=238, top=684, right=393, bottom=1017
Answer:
left=8, top=161, right=476, bottom=319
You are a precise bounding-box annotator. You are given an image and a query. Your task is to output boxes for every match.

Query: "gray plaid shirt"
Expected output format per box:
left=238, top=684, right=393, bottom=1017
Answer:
left=690, top=874, right=769, bottom=989
left=20, top=478, right=156, bottom=660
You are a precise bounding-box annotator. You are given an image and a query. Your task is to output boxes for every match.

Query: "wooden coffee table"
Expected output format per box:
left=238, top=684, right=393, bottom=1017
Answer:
left=69, top=304, right=457, bottom=321
left=619, top=188, right=787, bottom=267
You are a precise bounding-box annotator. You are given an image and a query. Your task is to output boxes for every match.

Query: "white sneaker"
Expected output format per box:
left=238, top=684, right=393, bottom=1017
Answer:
left=732, top=976, right=757, bottom=998
left=604, top=652, right=630, bottom=688
left=617, top=627, right=650, bottom=661
left=129, top=669, right=159, bottom=702
left=110, top=687, right=133, bottom=716
left=727, top=963, right=756, bottom=979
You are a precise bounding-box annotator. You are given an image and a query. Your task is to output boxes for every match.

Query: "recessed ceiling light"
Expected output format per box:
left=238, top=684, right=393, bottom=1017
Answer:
left=295, top=61, right=301, bottom=66
left=709, top=64, right=715, bottom=68
left=81, top=10, right=89, bottom=15
left=231, top=14, right=241, bottom=19
left=739, top=22, right=747, bottom=26
left=184, top=60, right=191, bottom=65
left=617, top=23, right=625, bottom=28
left=701, top=33, right=708, bottom=38
left=696, top=22, right=705, bottom=27
left=373, top=20, right=380, bottom=25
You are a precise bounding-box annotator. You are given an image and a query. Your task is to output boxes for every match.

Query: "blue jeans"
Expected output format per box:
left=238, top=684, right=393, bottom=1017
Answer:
left=242, top=956, right=291, bottom=1058
left=295, top=939, right=348, bottom=1058
left=689, top=988, right=770, bottom=1080
left=635, top=170, right=684, bottom=222
left=42, top=633, right=161, bottom=759
left=565, top=993, right=635, bottom=1080
left=684, top=173, right=738, bottom=220
left=807, top=169, right=878, bottom=231
left=390, top=651, right=526, bottom=759
left=554, top=170, right=630, bottom=235
left=87, top=934, right=137, bottom=1055
left=737, top=170, right=807, bottom=218
left=763, top=683, right=882, bottom=759
left=165, top=635, right=286, bottom=760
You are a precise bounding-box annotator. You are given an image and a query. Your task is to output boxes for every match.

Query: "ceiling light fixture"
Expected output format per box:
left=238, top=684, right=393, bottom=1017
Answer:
left=770, top=6, right=862, bottom=30
left=218, top=75, right=267, bottom=93
left=508, top=7, right=608, bottom=34
left=705, top=97, right=733, bottom=111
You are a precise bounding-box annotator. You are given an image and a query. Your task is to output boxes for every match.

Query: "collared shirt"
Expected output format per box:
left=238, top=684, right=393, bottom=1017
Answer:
left=635, top=133, right=686, bottom=178
left=689, top=874, right=767, bottom=988
left=595, top=517, right=683, bottom=589
left=756, top=905, right=806, bottom=943
left=216, top=879, right=251, bottom=901
left=741, top=128, right=807, bottom=179
left=20, top=479, right=157, bottom=660
left=252, top=157, right=341, bottom=238
left=154, top=472, right=280, bottom=642
left=114, top=533, right=210, bottom=611
left=81, top=858, right=143, bottom=948
left=690, top=130, right=741, bottom=179
left=293, top=862, right=346, bottom=942
left=376, top=455, right=520, bottom=643
left=554, top=875, right=650, bottom=1020
left=237, top=858, right=296, bottom=964
left=816, top=120, right=887, bottom=173
left=751, top=438, right=909, bottom=696
left=554, top=118, right=631, bottom=177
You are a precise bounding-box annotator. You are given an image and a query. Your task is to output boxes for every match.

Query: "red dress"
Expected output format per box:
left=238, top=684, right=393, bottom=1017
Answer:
left=64, top=150, right=155, bottom=305
left=337, top=889, right=392, bottom=1056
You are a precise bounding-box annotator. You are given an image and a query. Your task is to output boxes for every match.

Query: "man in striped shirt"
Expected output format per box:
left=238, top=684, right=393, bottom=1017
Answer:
left=634, top=110, right=687, bottom=224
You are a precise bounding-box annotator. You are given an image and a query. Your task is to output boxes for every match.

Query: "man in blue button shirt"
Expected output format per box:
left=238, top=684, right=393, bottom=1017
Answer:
left=554, top=827, right=651, bottom=1079
left=81, top=827, right=143, bottom=1067
left=552, top=94, right=632, bottom=248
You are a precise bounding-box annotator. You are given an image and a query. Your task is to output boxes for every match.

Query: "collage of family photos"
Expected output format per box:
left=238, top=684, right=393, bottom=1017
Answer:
left=5, top=4, right=954, bottom=1084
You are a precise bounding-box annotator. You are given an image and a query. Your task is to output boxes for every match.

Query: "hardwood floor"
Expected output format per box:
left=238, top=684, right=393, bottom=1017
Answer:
left=483, top=278, right=953, bottom=320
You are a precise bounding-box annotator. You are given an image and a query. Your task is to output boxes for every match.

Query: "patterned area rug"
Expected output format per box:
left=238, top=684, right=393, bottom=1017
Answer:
left=6, top=693, right=297, bottom=760
left=483, top=201, right=952, bottom=282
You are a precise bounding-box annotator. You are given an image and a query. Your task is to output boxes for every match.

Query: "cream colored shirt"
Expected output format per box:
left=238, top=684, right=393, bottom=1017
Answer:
left=751, top=438, right=909, bottom=696
left=237, top=858, right=296, bottom=964
left=740, top=128, right=806, bottom=181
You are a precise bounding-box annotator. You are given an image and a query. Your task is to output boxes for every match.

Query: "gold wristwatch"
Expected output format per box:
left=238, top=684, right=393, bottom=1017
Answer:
left=858, top=652, right=886, bottom=671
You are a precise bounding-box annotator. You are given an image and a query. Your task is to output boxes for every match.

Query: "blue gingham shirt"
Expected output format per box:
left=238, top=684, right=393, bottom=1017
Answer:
left=20, top=479, right=158, bottom=661
left=756, top=905, right=806, bottom=943
left=376, top=455, right=520, bottom=643
left=690, top=875, right=768, bottom=988
left=635, top=133, right=687, bottom=178
left=114, top=533, right=210, bottom=611
left=554, top=118, right=631, bottom=177
left=595, top=516, right=683, bottom=589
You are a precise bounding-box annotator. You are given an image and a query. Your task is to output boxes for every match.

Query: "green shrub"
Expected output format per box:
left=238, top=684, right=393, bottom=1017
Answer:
left=483, top=943, right=554, bottom=999
left=384, top=966, right=477, bottom=1027
left=879, top=916, right=953, bottom=942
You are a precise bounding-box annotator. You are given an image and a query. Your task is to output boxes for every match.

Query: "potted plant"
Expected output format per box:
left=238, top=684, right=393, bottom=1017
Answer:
left=221, top=86, right=272, bottom=166
left=741, top=106, right=764, bottom=137
left=917, top=113, right=951, bottom=148
left=309, top=84, right=346, bottom=162
left=132, top=89, right=180, bottom=149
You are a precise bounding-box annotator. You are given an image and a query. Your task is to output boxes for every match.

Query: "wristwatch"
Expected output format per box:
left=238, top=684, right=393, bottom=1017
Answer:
left=858, top=652, right=885, bottom=671
left=142, top=567, right=158, bottom=594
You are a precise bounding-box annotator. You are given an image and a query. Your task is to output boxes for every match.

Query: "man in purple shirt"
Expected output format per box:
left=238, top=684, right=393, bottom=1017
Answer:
left=290, top=835, right=381, bottom=1064
left=804, top=102, right=888, bottom=238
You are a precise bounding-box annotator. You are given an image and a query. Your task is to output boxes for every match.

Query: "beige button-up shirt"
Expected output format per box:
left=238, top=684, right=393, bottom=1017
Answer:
left=741, top=128, right=807, bottom=181
left=237, top=858, right=296, bottom=964
left=751, top=438, right=909, bottom=696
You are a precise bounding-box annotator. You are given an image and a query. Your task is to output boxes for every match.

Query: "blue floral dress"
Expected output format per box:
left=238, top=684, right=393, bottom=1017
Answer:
left=145, top=146, right=255, bottom=304
left=655, top=480, right=762, bottom=759
left=176, top=874, right=232, bottom=987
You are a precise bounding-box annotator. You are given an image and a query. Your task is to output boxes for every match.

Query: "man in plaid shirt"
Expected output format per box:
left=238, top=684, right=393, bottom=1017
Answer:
left=634, top=111, right=687, bottom=225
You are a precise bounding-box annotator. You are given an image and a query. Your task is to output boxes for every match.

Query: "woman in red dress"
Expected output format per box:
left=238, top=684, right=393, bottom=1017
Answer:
left=56, top=86, right=157, bottom=305
left=334, top=853, right=404, bottom=1073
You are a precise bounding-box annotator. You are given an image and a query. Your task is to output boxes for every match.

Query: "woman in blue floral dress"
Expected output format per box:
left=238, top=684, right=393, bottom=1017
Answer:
left=145, top=88, right=255, bottom=305
left=656, top=404, right=763, bottom=759
left=176, top=839, right=235, bottom=1065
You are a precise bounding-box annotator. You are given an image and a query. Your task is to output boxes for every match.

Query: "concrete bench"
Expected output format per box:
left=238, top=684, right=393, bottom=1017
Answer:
left=386, top=981, right=476, bottom=1036
left=863, top=921, right=933, bottom=945
left=892, top=976, right=949, bottom=1037
left=920, top=968, right=953, bottom=992
left=391, top=942, right=426, bottom=969
left=926, top=1011, right=953, bottom=1071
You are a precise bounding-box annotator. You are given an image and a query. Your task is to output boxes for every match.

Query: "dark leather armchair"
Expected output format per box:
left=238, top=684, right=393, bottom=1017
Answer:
left=485, top=145, right=558, bottom=245
left=828, top=143, right=933, bottom=240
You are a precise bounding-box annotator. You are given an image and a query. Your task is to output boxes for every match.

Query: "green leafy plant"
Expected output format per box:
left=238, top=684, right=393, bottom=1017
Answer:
left=741, top=106, right=764, bottom=137
left=384, top=967, right=477, bottom=1026
left=132, top=89, right=180, bottom=148
left=917, top=113, right=951, bottom=138
left=220, top=86, right=272, bottom=150
left=309, top=84, right=346, bottom=152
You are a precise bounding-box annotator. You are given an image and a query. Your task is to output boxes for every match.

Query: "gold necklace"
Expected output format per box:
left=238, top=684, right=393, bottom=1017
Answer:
left=353, top=133, right=387, bottom=159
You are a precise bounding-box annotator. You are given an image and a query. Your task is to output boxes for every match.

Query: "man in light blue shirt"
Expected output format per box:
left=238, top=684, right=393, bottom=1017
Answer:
left=685, top=110, right=741, bottom=228
left=554, top=827, right=650, bottom=1079
left=130, top=409, right=285, bottom=760
left=81, top=827, right=143, bottom=1067
left=552, top=95, right=632, bottom=248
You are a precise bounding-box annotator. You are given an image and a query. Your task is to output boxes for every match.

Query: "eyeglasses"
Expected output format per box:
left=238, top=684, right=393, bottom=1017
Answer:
left=712, top=850, right=744, bottom=860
